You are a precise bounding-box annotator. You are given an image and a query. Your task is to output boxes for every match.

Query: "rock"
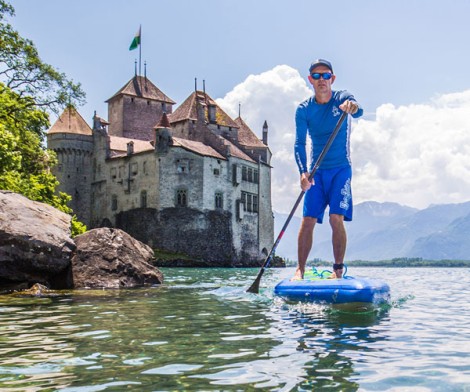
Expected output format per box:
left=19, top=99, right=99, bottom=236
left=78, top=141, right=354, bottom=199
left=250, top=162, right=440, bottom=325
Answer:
left=71, top=227, right=163, bottom=288
left=0, top=191, right=75, bottom=290
left=12, top=283, right=57, bottom=297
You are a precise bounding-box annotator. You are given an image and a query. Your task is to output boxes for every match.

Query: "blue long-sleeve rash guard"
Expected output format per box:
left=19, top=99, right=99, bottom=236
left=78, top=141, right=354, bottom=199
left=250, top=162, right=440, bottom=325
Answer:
left=294, top=90, right=363, bottom=173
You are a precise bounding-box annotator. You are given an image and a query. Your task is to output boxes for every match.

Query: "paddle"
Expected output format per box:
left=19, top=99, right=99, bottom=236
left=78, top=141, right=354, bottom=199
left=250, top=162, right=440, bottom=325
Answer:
left=246, top=111, right=348, bottom=294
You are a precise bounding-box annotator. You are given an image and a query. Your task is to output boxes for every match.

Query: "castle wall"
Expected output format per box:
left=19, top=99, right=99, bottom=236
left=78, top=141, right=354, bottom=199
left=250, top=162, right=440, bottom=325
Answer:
left=228, top=158, right=268, bottom=261
left=257, top=162, right=274, bottom=256
left=90, top=149, right=159, bottom=228
left=48, top=77, right=274, bottom=266
left=108, top=95, right=173, bottom=141
left=116, top=207, right=236, bottom=264
left=47, top=132, right=94, bottom=226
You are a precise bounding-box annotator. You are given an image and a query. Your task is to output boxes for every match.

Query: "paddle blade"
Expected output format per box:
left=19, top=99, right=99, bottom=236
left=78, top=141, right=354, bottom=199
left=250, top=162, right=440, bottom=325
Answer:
left=246, top=268, right=265, bottom=294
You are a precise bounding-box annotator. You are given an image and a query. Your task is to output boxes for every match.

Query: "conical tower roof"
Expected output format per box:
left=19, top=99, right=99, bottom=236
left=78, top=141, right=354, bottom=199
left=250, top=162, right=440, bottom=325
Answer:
left=106, top=75, right=175, bottom=104
left=48, top=106, right=92, bottom=135
left=234, top=117, right=267, bottom=148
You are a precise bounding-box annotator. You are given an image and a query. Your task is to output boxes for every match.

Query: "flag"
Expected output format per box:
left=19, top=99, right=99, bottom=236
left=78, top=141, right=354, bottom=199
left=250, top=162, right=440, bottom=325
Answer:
left=129, top=26, right=141, bottom=51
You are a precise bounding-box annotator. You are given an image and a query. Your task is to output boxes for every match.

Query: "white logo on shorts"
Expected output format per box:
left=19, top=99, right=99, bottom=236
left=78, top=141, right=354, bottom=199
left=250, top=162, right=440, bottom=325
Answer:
left=340, top=178, right=351, bottom=210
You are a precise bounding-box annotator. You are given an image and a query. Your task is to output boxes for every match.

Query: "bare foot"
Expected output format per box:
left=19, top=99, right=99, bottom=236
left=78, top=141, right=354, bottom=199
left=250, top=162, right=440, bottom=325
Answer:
left=329, top=270, right=343, bottom=279
left=291, top=267, right=304, bottom=281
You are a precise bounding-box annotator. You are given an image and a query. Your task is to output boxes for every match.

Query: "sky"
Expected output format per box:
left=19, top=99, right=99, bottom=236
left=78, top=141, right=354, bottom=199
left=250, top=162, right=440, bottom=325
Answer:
left=7, top=0, right=470, bottom=213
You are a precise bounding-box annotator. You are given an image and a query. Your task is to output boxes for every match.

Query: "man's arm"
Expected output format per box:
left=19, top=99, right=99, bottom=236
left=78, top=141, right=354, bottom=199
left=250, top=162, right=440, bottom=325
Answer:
left=294, top=104, right=314, bottom=191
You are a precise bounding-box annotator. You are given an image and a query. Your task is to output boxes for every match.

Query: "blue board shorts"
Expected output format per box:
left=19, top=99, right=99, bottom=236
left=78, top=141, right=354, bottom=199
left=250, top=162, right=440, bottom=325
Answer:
left=303, top=165, right=352, bottom=224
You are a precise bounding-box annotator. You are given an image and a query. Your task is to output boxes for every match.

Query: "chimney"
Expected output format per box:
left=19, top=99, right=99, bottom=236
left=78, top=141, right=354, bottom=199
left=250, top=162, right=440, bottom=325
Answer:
left=262, top=120, right=268, bottom=145
left=127, top=141, right=134, bottom=156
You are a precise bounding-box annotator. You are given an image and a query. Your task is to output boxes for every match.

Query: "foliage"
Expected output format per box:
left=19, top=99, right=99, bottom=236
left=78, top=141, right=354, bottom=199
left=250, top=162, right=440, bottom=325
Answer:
left=0, top=0, right=87, bottom=237
left=0, top=83, right=87, bottom=236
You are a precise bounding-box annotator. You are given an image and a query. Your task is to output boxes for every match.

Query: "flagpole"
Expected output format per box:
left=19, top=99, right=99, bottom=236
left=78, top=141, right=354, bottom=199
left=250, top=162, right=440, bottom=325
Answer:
left=139, top=25, right=142, bottom=76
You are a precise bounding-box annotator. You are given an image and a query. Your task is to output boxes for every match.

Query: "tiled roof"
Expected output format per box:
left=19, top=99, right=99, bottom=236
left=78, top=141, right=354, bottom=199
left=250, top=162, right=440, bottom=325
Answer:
left=172, top=137, right=225, bottom=159
left=155, top=112, right=171, bottom=128
left=220, top=136, right=256, bottom=163
left=108, top=135, right=227, bottom=160
left=169, top=90, right=239, bottom=129
left=48, top=106, right=92, bottom=135
left=109, top=136, right=154, bottom=154
left=234, top=117, right=267, bottom=148
left=106, top=75, right=175, bottom=104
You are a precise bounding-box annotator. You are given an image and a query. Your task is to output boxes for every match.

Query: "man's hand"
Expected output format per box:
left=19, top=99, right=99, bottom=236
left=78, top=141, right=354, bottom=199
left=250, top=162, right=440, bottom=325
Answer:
left=339, top=100, right=359, bottom=114
left=300, top=172, right=314, bottom=191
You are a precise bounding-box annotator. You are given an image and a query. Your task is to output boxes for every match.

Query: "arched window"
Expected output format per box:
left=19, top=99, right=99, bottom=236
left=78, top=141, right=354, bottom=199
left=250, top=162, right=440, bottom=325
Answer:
left=215, top=192, right=223, bottom=209
left=176, top=189, right=187, bottom=207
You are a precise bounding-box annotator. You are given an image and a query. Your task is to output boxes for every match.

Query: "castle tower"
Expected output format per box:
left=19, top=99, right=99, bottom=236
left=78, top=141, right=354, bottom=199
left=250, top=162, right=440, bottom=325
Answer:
left=106, top=75, right=176, bottom=141
left=262, top=120, right=268, bottom=145
left=46, top=106, right=94, bottom=226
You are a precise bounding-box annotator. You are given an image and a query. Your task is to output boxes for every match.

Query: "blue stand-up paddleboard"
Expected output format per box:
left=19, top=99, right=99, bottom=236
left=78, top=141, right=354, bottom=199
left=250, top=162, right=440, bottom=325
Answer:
left=274, top=268, right=390, bottom=309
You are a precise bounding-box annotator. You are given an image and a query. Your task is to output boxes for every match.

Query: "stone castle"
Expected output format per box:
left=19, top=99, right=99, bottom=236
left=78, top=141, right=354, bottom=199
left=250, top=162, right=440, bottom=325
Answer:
left=47, top=74, right=274, bottom=266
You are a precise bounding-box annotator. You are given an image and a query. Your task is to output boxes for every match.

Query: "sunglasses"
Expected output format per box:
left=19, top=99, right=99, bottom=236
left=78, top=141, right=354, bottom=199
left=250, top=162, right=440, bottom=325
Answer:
left=310, top=72, right=333, bottom=80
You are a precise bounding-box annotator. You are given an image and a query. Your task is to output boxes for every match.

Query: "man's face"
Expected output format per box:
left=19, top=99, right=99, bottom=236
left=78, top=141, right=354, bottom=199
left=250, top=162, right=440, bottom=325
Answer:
left=308, top=65, right=335, bottom=94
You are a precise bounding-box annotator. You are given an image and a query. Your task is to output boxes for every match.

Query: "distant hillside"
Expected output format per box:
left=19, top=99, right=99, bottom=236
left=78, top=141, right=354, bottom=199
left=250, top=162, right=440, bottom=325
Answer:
left=273, top=201, right=470, bottom=261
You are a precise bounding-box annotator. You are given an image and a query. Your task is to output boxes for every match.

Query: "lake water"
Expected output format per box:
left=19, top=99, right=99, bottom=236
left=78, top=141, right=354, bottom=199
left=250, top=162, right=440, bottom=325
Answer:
left=0, top=267, right=469, bottom=391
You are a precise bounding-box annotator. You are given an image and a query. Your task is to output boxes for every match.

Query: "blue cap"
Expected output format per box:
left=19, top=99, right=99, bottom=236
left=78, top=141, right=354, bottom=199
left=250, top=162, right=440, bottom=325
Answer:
left=309, top=59, right=333, bottom=74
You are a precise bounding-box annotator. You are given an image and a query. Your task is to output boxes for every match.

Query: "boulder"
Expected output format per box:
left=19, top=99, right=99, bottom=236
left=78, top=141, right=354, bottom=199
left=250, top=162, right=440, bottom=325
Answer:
left=71, top=227, right=163, bottom=288
left=0, top=190, right=75, bottom=290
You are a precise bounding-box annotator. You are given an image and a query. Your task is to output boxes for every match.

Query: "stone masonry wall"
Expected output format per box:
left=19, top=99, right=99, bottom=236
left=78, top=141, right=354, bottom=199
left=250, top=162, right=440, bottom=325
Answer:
left=108, top=95, right=173, bottom=141
left=116, top=207, right=236, bottom=264
left=47, top=133, right=94, bottom=226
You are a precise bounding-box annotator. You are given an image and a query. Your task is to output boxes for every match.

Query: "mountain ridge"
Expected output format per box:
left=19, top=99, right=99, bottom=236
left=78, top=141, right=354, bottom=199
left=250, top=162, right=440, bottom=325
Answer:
left=273, top=200, right=470, bottom=261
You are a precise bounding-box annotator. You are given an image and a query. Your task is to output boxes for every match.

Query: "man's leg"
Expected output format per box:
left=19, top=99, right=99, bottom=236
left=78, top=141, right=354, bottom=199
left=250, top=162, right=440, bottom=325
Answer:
left=330, top=213, right=346, bottom=278
left=294, top=217, right=317, bottom=280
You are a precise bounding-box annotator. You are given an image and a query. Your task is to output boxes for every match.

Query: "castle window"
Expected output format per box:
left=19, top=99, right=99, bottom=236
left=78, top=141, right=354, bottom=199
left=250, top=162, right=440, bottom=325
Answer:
left=253, top=195, right=258, bottom=213
left=131, top=162, right=138, bottom=175
left=241, top=191, right=258, bottom=214
left=162, top=102, right=167, bottom=112
left=213, top=168, right=220, bottom=176
left=147, top=100, right=151, bottom=105
left=215, top=192, right=223, bottom=209
left=246, top=193, right=253, bottom=212
left=111, top=195, right=118, bottom=211
left=254, top=169, right=259, bottom=183
left=58, top=165, right=62, bottom=172
left=143, top=161, right=147, bottom=174
left=247, top=168, right=253, bottom=183
left=242, top=166, right=247, bottom=181
left=111, top=167, right=117, bottom=179
left=176, top=159, right=189, bottom=174
left=141, top=190, right=147, bottom=208
left=176, top=189, right=187, bottom=207
left=232, top=164, right=241, bottom=185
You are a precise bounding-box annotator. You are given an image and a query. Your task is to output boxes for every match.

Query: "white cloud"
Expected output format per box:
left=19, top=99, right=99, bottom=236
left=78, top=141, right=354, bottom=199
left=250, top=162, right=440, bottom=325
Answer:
left=217, top=65, right=470, bottom=212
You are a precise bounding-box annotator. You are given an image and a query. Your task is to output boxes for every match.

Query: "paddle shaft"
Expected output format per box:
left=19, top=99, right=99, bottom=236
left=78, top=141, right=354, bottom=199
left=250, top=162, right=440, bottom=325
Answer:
left=246, top=111, right=348, bottom=294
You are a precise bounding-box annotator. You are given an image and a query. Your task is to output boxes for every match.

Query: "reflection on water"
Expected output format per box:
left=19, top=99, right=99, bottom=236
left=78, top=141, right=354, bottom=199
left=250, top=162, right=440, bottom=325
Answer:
left=0, top=267, right=469, bottom=391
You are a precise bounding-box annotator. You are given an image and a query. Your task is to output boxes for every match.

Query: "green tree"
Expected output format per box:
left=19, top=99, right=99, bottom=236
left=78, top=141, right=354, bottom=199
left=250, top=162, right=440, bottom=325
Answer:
left=0, top=1, right=86, bottom=236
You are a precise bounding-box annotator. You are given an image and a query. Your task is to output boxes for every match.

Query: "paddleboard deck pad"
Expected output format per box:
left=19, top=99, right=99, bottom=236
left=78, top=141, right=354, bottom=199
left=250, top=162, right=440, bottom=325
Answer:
left=274, top=270, right=390, bottom=305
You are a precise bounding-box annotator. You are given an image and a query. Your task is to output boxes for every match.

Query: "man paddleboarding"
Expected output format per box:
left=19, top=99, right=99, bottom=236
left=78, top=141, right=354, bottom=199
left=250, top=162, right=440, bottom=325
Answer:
left=294, top=59, right=363, bottom=280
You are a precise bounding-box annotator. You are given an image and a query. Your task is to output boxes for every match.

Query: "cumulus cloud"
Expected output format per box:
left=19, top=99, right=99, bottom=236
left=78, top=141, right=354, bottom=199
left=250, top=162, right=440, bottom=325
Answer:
left=353, top=92, right=470, bottom=208
left=217, top=65, right=470, bottom=212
